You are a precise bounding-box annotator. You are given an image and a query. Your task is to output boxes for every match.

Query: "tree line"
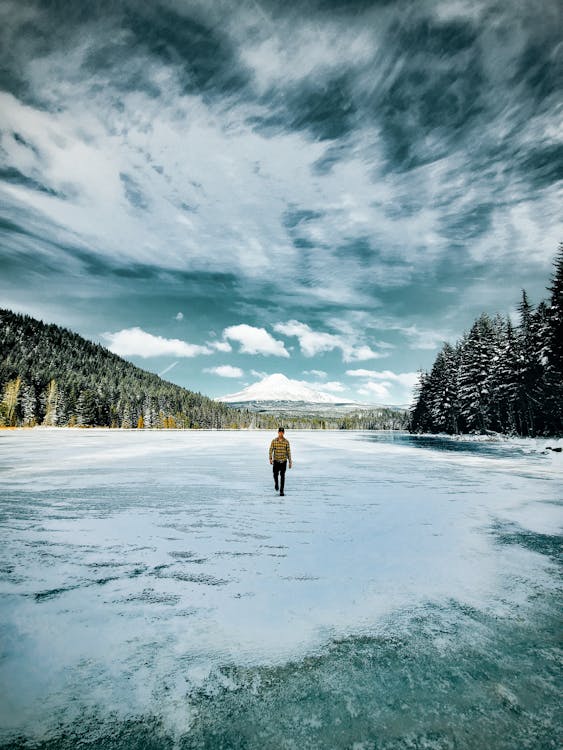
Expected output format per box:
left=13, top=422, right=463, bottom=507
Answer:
left=0, top=309, right=407, bottom=430
left=410, top=246, right=563, bottom=436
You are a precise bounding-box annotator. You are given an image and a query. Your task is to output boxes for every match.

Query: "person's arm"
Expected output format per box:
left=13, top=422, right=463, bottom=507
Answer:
left=287, top=440, right=292, bottom=468
left=269, top=440, right=274, bottom=464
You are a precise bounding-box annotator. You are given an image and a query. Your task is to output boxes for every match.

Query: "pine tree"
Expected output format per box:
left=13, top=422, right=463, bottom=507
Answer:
left=493, top=319, right=519, bottom=433
left=457, top=315, right=496, bottom=433
left=547, top=243, right=563, bottom=373
left=424, top=343, right=460, bottom=433
left=21, top=383, right=37, bottom=427
left=409, top=371, right=432, bottom=432
left=121, top=400, right=133, bottom=429
left=544, top=243, right=563, bottom=433
left=76, top=390, right=97, bottom=427
left=514, top=290, right=544, bottom=435
left=43, top=379, right=59, bottom=426
left=143, top=396, right=156, bottom=429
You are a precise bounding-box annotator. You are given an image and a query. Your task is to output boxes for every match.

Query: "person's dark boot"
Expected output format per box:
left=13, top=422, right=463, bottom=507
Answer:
left=280, top=491, right=285, bottom=496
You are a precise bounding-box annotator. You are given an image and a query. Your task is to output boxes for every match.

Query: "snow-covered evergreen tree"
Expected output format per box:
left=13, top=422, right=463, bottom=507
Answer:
left=426, top=343, right=459, bottom=433
left=409, top=371, right=432, bottom=432
left=457, top=315, right=497, bottom=433
left=121, top=400, right=133, bottom=429
left=143, top=396, right=156, bottom=429
left=513, top=290, right=545, bottom=435
left=544, top=243, right=563, bottom=433
left=492, top=318, right=519, bottom=433
left=20, top=383, right=37, bottom=427
left=42, top=379, right=59, bottom=426
left=76, top=390, right=97, bottom=427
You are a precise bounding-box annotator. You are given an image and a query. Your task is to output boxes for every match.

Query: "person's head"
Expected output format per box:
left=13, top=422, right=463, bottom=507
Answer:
left=278, top=427, right=285, bottom=436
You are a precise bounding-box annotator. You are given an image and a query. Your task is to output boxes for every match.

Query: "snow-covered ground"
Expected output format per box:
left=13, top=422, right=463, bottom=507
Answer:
left=0, top=430, right=561, bottom=748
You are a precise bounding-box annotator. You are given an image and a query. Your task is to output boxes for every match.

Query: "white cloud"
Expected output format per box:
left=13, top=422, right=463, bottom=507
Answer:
left=358, top=382, right=392, bottom=399
left=313, top=380, right=346, bottom=393
left=303, top=369, right=327, bottom=378
left=344, top=344, right=387, bottom=362
left=347, top=369, right=419, bottom=388
left=274, top=320, right=387, bottom=362
left=239, top=19, right=376, bottom=94
left=350, top=369, right=420, bottom=405
left=204, top=365, right=244, bottom=378
left=175, top=312, right=184, bottom=321
left=207, top=340, right=233, bottom=353
left=346, top=368, right=378, bottom=377
left=104, top=327, right=212, bottom=358
left=223, top=324, right=289, bottom=357
left=399, top=326, right=448, bottom=350
left=274, top=320, right=340, bottom=356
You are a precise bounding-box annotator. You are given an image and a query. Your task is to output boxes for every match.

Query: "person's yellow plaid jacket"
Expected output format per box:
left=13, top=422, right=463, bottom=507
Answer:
left=269, top=437, right=291, bottom=462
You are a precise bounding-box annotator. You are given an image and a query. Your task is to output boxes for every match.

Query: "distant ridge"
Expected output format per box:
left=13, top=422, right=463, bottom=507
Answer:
left=217, top=373, right=357, bottom=404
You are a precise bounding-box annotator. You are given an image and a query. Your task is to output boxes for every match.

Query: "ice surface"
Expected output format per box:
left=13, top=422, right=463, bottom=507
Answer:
left=0, top=429, right=561, bottom=748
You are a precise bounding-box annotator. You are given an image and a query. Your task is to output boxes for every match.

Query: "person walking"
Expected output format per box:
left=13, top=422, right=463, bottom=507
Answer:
left=269, top=427, right=292, bottom=496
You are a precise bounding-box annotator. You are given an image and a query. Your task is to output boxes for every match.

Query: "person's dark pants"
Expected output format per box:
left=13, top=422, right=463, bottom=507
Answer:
left=273, top=460, right=287, bottom=493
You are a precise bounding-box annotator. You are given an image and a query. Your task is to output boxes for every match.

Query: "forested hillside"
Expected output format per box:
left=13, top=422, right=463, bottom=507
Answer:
left=410, top=246, right=563, bottom=436
left=0, top=310, right=244, bottom=428
left=0, top=311, right=408, bottom=430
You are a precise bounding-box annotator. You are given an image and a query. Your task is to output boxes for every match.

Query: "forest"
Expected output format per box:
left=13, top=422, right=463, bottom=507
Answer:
left=410, top=246, right=563, bottom=436
left=0, top=310, right=407, bottom=430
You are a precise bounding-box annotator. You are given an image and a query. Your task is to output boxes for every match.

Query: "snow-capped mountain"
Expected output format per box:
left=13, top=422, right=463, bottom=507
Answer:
left=216, top=373, right=355, bottom=404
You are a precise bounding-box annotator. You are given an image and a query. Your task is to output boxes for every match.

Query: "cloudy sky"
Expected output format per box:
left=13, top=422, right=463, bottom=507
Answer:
left=1, top=0, right=561, bottom=404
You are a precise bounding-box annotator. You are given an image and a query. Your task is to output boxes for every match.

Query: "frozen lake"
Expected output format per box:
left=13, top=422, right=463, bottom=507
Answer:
left=0, top=429, right=561, bottom=749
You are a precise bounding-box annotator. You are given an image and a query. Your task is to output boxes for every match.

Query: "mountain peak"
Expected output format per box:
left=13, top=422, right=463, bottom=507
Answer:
left=216, top=373, right=354, bottom=404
